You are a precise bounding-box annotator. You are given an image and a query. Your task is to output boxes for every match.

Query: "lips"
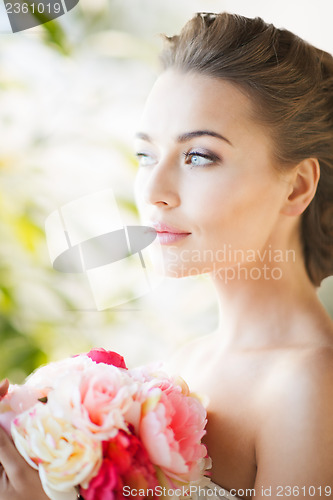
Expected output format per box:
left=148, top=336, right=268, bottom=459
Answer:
left=148, top=221, right=191, bottom=245
left=150, top=221, right=191, bottom=235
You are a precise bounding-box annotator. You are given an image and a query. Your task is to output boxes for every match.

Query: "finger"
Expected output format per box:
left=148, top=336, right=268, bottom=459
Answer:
left=0, top=465, right=11, bottom=498
left=0, top=380, right=9, bottom=399
left=0, top=427, right=28, bottom=487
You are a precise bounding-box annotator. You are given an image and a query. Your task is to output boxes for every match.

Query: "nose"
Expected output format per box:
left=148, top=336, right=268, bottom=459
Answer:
left=138, top=156, right=181, bottom=209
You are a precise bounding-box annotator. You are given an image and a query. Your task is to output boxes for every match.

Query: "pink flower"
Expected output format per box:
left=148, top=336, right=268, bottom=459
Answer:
left=85, top=349, right=127, bottom=370
left=58, top=364, right=137, bottom=440
left=129, top=363, right=191, bottom=398
left=140, top=384, right=207, bottom=483
left=80, top=428, right=158, bottom=500
left=0, top=384, right=47, bottom=434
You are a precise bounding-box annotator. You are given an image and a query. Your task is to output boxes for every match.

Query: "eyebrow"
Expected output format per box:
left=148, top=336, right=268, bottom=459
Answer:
left=135, top=130, right=233, bottom=146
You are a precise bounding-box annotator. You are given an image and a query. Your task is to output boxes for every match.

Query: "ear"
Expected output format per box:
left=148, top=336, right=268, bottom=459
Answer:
left=281, top=158, right=320, bottom=216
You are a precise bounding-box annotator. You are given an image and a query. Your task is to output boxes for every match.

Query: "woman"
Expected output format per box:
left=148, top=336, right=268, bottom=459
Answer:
left=134, top=12, right=333, bottom=499
left=0, top=12, right=332, bottom=500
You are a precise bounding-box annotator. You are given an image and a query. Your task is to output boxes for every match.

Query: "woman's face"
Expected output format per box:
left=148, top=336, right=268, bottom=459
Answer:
left=134, top=70, right=292, bottom=278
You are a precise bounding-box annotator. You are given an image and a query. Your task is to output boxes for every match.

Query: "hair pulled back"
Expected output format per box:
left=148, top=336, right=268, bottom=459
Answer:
left=160, top=12, right=333, bottom=286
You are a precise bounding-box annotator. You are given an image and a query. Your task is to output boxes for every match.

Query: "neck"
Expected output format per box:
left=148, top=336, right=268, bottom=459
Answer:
left=210, top=244, right=323, bottom=351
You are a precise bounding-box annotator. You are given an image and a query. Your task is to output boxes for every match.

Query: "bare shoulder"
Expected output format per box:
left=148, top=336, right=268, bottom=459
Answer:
left=277, top=343, right=332, bottom=388
left=257, top=344, right=333, bottom=425
left=254, top=345, right=333, bottom=493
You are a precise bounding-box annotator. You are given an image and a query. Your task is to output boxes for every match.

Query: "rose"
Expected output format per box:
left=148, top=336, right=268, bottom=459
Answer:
left=73, top=364, right=136, bottom=439
left=85, top=349, right=127, bottom=369
left=47, top=363, right=137, bottom=441
left=139, top=383, right=207, bottom=483
left=80, top=427, right=158, bottom=500
left=12, top=403, right=102, bottom=500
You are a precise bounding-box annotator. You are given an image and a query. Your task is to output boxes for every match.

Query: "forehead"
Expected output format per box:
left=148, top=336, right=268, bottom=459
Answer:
left=139, top=70, right=256, bottom=143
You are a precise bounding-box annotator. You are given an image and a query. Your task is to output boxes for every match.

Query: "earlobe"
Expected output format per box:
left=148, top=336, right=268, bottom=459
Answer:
left=281, top=158, right=320, bottom=216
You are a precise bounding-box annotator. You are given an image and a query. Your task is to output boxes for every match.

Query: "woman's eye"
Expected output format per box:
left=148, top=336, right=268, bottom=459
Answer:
left=183, top=151, right=219, bottom=167
left=135, top=153, right=156, bottom=167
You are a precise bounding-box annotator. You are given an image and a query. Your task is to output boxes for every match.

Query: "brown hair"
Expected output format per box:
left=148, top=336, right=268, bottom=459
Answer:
left=160, top=12, right=333, bottom=286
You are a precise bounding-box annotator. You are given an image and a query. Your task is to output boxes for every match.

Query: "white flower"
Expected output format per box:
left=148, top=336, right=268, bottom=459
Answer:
left=25, top=356, right=94, bottom=389
left=11, top=403, right=102, bottom=498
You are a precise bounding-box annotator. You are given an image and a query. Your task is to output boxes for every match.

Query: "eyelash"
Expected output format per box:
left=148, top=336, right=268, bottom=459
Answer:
left=135, top=152, right=156, bottom=166
left=182, top=150, right=221, bottom=166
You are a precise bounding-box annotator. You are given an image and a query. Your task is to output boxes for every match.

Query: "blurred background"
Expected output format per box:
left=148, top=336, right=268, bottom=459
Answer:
left=0, top=0, right=332, bottom=382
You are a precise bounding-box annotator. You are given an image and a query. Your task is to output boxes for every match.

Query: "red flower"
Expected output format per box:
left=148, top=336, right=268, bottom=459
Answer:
left=80, top=428, right=158, bottom=500
left=0, top=379, right=9, bottom=401
left=86, top=349, right=127, bottom=370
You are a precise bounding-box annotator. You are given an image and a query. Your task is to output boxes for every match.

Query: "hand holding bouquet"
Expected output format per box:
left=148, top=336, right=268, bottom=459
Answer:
left=0, top=349, right=210, bottom=500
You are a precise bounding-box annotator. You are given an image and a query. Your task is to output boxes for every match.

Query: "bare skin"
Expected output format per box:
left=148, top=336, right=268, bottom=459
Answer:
left=135, top=70, right=333, bottom=499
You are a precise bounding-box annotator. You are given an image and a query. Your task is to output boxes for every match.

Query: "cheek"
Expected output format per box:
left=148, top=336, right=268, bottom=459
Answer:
left=189, top=171, right=284, bottom=249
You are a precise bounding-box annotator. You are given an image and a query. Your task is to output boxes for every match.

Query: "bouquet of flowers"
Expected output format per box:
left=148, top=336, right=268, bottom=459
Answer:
left=0, top=348, right=210, bottom=500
